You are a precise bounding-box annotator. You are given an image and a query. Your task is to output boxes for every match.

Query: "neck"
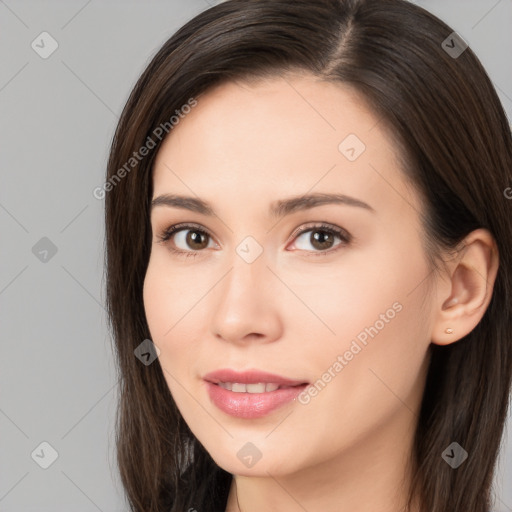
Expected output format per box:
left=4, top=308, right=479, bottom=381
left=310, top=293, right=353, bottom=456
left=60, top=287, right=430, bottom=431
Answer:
left=225, top=405, right=421, bottom=512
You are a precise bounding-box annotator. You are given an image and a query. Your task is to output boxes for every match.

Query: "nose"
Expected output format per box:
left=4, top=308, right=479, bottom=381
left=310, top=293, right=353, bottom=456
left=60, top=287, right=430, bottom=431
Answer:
left=210, top=248, right=283, bottom=346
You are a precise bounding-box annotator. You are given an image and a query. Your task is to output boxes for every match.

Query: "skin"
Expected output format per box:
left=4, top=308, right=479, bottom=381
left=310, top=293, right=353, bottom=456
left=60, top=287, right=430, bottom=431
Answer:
left=143, top=72, right=499, bottom=512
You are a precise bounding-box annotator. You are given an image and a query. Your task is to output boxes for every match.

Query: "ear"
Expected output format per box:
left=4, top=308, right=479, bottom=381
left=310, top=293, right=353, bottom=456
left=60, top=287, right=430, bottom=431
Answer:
left=431, top=228, right=499, bottom=346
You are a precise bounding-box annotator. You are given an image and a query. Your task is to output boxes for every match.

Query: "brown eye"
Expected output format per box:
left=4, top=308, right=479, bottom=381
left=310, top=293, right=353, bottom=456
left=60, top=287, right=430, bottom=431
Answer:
left=157, top=223, right=215, bottom=255
left=309, top=230, right=337, bottom=250
left=183, top=229, right=209, bottom=250
left=170, top=227, right=213, bottom=252
left=291, top=223, right=351, bottom=255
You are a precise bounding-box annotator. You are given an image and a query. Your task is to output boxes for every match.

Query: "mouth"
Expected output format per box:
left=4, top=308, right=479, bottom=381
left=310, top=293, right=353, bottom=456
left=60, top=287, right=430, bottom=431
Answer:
left=203, top=369, right=309, bottom=419
left=216, top=382, right=298, bottom=393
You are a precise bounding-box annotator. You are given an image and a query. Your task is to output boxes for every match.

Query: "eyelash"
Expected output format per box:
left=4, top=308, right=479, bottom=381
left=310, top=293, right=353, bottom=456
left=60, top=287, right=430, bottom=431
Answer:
left=156, top=222, right=351, bottom=258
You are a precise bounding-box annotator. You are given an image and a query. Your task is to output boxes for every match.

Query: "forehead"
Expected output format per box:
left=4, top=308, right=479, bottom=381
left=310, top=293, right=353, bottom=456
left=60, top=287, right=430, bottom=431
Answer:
left=151, top=73, right=419, bottom=220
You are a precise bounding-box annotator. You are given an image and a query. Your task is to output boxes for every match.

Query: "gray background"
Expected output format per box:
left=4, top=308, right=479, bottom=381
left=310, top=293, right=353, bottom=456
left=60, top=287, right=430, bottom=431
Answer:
left=1, top=0, right=511, bottom=510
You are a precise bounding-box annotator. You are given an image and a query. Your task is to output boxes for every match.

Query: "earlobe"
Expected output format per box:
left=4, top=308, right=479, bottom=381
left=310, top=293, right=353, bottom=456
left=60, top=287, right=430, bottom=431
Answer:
left=431, top=229, right=499, bottom=346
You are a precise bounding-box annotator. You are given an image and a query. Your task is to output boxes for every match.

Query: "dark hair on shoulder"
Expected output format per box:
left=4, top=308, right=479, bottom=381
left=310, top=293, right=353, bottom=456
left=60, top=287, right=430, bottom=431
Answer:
left=104, top=1, right=512, bottom=511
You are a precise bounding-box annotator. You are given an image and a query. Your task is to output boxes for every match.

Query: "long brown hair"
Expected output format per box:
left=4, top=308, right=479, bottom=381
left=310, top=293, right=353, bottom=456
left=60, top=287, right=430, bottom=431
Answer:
left=103, top=1, right=512, bottom=510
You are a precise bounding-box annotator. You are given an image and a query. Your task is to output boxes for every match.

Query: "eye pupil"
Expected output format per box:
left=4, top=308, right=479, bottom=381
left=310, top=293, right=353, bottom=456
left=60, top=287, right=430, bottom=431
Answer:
left=311, top=230, right=334, bottom=250
left=187, top=230, right=208, bottom=250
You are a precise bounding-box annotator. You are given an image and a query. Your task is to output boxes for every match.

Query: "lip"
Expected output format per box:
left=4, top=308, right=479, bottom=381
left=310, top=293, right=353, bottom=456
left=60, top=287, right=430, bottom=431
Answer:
left=203, top=368, right=307, bottom=387
left=203, top=368, right=309, bottom=419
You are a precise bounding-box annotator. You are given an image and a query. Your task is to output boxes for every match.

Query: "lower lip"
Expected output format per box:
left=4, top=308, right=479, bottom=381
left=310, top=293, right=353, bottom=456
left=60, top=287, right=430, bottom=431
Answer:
left=205, top=381, right=308, bottom=419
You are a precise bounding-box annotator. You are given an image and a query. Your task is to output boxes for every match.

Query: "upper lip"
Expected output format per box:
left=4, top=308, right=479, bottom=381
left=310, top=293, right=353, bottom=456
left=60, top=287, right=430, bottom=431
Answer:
left=203, top=369, right=308, bottom=386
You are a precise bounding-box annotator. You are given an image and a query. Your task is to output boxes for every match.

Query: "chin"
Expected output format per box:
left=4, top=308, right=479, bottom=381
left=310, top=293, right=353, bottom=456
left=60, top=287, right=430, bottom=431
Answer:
left=204, top=440, right=304, bottom=478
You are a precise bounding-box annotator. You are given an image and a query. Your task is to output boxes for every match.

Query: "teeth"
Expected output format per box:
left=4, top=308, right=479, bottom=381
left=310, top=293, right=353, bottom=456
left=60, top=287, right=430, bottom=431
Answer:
left=217, top=382, right=281, bottom=393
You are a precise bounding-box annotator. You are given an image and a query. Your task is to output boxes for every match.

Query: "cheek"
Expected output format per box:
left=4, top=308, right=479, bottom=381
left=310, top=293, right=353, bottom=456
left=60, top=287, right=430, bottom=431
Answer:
left=143, top=261, right=195, bottom=406
left=143, top=253, right=198, bottom=340
left=289, top=241, right=428, bottom=348
left=143, top=259, right=187, bottom=392
left=143, top=261, right=170, bottom=342
left=295, top=229, right=430, bottom=370
left=142, top=254, right=210, bottom=381
left=296, top=243, right=432, bottom=431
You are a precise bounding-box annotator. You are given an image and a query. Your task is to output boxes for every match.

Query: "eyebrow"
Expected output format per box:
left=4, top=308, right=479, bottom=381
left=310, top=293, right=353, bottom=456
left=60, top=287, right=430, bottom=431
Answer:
left=151, top=192, right=375, bottom=218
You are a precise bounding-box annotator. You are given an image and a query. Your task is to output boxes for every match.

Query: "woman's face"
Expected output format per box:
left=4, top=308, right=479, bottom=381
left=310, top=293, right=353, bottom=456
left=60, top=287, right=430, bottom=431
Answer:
left=143, top=73, right=436, bottom=478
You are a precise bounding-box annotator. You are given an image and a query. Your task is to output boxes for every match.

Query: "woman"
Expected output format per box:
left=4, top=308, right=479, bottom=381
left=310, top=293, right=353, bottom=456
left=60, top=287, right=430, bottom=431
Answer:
left=103, top=0, right=512, bottom=511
